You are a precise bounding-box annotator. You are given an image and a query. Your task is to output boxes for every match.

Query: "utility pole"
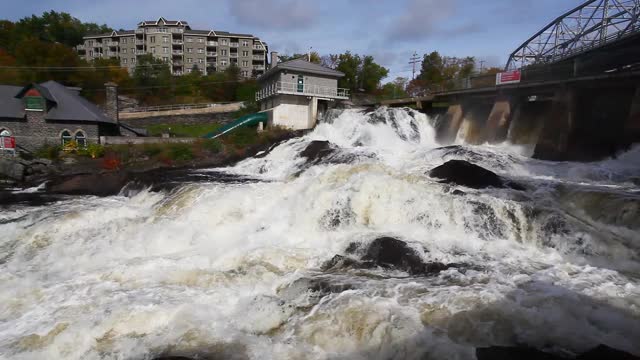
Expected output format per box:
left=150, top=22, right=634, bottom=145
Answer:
left=409, top=51, right=420, bottom=80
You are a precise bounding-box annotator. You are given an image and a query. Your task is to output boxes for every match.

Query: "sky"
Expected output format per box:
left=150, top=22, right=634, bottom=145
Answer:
left=1, top=0, right=586, bottom=80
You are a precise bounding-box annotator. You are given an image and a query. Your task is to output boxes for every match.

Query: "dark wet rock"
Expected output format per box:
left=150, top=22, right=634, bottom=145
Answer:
left=429, top=160, right=525, bottom=190
left=319, top=204, right=355, bottom=229
left=476, top=346, right=562, bottom=360
left=300, top=140, right=336, bottom=163
left=476, top=345, right=640, bottom=360
left=576, top=345, right=639, bottom=360
left=451, top=189, right=466, bottom=196
left=0, top=190, right=63, bottom=207
left=331, top=237, right=456, bottom=276
left=47, top=172, right=130, bottom=196
left=468, top=201, right=507, bottom=240
left=0, top=158, right=26, bottom=181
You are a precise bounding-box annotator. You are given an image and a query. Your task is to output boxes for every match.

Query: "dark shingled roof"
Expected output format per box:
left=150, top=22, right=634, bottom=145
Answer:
left=0, top=81, right=115, bottom=124
left=0, top=85, right=25, bottom=119
left=260, top=59, right=345, bottom=80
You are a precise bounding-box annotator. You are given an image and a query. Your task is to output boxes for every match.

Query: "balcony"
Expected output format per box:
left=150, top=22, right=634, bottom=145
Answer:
left=207, top=52, right=217, bottom=57
left=171, top=28, right=184, bottom=34
left=256, top=82, right=350, bottom=101
left=230, top=42, right=239, bottom=48
left=106, top=51, right=117, bottom=57
left=135, top=50, right=146, bottom=55
left=172, top=50, right=183, bottom=55
left=172, top=40, right=183, bottom=45
left=252, top=65, right=265, bottom=70
left=253, top=55, right=264, bottom=61
left=76, top=45, right=86, bottom=51
left=230, top=53, right=238, bottom=58
left=107, top=41, right=119, bottom=47
left=135, top=29, right=144, bottom=34
left=253, top=45, right=265, bottom=50
left=207, top=41, right=218, bottom=46
left=135, top=40, right=145, bottom=45
left=173, top=61, right=183, bottom=67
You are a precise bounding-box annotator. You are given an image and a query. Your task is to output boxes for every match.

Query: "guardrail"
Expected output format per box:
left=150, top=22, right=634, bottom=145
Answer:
left=256, top=82, right=350, bottom=101
left=120, top=102, right=237, bottom=114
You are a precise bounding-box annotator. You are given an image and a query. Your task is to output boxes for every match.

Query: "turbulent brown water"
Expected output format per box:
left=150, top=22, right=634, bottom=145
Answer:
left=1, top=108, right=639, bottom=360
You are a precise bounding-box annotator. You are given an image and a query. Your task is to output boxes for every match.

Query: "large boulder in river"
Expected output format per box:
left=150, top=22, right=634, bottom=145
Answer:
left=323, top=237, right=454, bottom=276
left=48, top=172, right=130, bottom=196
left=429, top=160, right=524, bottom=190
left=476, top=345, right=639, bottom=360
left=300, top=140, right=336, bottom=163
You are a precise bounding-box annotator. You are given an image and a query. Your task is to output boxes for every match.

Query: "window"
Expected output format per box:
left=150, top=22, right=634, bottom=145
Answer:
left=241, top=70, right=248, bottom=77
left=89, top=50, right=94, bottom=56
left=198, top=59, right=203, bottom=64
left=221, top=49, right=227, bottom=56
left=242, top=40, right=249, bottom=47
left=150, top=36, right=156, bottom=43
left=197, top=38, right=203, bottom=43
left=186, top=69, right=192, bottom=73
left=242, top=60, right=248, bottom=67
left=151, top=47, right=156, bottom=53
left=187, top=37, right=193, bottom=42
left=187, top=58, right=193, bottom=63
left=74, top=131, right=87, bottom=148
left=122, top=38, right=127, bottom=44
left=221, top=39, right=228, bottom=45
left=187, top=48, right=193, bottom=53
left=132, top=57, right=136, bottom=63
left=221, top=60, right=227, bottom=66
left=163, top=47, right=168, bottom=53
left=242, top=51, right=249, bottom=57
left=163, top=57, right=169, bottom=62
left=123, top=58, right=128, bottom=64
left=61, top=130, right=72, bottom=146
left=163, top=36, right=169, bottom=43
left=198, top=48, right=204, bottom=54
left=122, top=48, right=127, bottom=54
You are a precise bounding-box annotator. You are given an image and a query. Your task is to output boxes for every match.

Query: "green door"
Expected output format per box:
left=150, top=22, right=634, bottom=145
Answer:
left=297, top=75, right=304, bottom=93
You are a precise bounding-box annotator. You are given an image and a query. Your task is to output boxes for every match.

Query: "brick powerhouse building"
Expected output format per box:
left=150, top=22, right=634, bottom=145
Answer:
left=0, top=81, right=138, bottom=152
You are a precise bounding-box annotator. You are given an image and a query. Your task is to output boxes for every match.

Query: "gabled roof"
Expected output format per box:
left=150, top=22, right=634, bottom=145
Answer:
left=39, top=81, right=115, bottom=124
left=138, top=17, right=189, bottom=27
left=0, top=81, right=115, bottom=124
left=260, top=58, right=345, bottom=80
left=0, top=85, right=25, bottom=119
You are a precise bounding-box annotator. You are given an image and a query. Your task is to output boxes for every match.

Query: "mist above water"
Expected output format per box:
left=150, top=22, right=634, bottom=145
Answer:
left=0, top=108, right=639, bottom=360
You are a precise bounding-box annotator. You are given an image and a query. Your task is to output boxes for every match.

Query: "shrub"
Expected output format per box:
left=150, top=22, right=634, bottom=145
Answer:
left=200, top=139, right=224, bottom=154
left=78, top=143, right=105, bottom=159
left=142, top=144, right=163, bottom=158
left=63, top=140, right=79, bottom=153
left=167, top=143, right=194, bottom=161
left=34, top=144, right=61, bottom=160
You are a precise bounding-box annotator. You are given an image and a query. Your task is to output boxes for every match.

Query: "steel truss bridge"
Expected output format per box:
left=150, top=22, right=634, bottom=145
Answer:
left=506, top=0, right=640, bottom=70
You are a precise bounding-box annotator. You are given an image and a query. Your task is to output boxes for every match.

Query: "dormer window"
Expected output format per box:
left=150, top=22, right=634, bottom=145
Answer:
left=24, top=89, right=44, bottom=111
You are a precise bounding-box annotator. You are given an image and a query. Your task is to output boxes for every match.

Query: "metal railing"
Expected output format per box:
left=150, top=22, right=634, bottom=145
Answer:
left=172, top=50, right=183, bottom=55
left=230, top=42, right=239, bottom=48
left=207, top=52, right=217, bottom=56
left=120, top=102, right=236, bottom=113
left=256, top=81, right=350, bottom=101
left=207, top=41, right=218, bottom=46
left=172, top=40, right=183, bottom=45
left=506, top=0, right=640, bottom=70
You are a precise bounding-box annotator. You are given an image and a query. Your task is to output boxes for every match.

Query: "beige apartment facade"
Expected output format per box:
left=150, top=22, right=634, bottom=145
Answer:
left=76, top=17, right=268, bottom=77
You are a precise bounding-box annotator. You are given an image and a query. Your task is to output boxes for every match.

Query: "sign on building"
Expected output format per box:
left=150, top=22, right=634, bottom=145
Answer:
left=496, top=70, right=521, bottom=85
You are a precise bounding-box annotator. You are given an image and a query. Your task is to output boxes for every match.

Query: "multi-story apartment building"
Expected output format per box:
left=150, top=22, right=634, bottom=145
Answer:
left=76, top=17, right=268, bottom=77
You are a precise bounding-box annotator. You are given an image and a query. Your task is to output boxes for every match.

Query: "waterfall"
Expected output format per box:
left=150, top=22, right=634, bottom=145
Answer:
left=1, top=107, right=639, bottom=360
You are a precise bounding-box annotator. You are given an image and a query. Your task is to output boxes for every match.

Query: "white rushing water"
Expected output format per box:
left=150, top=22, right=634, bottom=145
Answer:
left=1, top=108, right=639, bottom=360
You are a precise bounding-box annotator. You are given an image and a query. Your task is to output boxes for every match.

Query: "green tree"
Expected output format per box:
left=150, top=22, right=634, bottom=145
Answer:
left=132, top=54, right=171, bottom=104
left=360, top=55, right=389, bottom=93
left=336, top=52, right=361, bottom=91
left=279, top=51, right=321, bottom=64
left=380, top=77, right=408, bottom=99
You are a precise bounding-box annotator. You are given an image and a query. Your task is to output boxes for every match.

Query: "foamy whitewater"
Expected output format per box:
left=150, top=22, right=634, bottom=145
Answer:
left=1, top=108, right=639, bottom=360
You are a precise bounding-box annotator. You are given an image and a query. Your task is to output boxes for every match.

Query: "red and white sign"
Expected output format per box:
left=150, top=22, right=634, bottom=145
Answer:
left=1, top=136, right=15, bottom=149
left=496, top=70, right=522, bottom=85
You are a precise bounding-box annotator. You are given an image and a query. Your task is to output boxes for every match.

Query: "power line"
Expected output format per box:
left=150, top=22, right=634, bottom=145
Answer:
left=409, top=52, right=421, bottom=80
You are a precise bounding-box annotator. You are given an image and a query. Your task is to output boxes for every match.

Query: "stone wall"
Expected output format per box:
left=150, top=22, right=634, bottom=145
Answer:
left=119, top=111, right=235, bottom=127
left=100, top=136, right=197, bottom=145
left=0, top=112, right=101, bottom=151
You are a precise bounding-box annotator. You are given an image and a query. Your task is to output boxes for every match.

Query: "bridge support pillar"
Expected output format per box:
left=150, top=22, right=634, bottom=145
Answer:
left=436, top=103, right=464, bottom=144
left=484, top=97, right=513, bottom=144
left=626, top=87, right=640, bottom=145
left=533, top=87, right=576, bottom=160
left=458, top=102, right=493, bottom=144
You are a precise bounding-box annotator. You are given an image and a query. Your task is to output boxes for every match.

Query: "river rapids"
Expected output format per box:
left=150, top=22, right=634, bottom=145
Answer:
left=1, top=108, right=639, bottom=359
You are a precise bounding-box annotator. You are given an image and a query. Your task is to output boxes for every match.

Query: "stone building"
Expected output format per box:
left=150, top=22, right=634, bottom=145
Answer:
left=256, top=54, right=350, bottom=130
left=76, top=17, right=268, bottom=77
left=0, top=81, right=141, bottom=152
